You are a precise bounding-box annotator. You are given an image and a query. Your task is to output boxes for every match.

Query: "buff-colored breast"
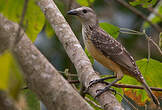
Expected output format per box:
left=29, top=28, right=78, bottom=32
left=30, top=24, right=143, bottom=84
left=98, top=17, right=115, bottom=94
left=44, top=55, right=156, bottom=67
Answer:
left=84, top=37, right=122, bottom=73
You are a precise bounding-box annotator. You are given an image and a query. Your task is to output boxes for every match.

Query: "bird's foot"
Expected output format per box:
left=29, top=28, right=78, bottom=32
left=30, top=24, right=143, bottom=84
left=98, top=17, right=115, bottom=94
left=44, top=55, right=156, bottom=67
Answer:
left=88, top=79, right=108, bottom=89
left=95, top=86, right=116, bottom=98
left=84, top=79, right=108, bottom=94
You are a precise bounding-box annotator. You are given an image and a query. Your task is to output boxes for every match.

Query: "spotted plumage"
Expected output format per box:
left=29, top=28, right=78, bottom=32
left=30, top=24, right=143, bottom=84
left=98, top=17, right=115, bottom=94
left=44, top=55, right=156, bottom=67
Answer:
left=67, top=6, right=159, bottom=106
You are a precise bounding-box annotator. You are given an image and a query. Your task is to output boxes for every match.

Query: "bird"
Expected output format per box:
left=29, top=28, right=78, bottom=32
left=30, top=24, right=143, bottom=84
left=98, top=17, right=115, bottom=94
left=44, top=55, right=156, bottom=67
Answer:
left=67, top=6, right=160, bottom=106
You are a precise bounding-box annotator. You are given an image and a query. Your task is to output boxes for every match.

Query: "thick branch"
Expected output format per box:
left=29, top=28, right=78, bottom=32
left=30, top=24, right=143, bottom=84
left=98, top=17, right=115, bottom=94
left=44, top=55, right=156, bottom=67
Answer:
left=0, top=14, right=93, bottom=110
left=0, top=91, right=18, bottom=110
left=37, top=0, right=123, bottom=109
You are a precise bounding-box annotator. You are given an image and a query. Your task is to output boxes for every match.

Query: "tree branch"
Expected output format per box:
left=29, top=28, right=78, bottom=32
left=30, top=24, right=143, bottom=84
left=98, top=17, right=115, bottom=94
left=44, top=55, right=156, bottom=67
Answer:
left=68, top=80, right=162, bottom=91
left=37, top=0, right=123, bottom=109
left=0, top=91, right=18, bottom=110
left=114, top=0, right=162, bottom=32
left=0, top=14, right=93, bottom=110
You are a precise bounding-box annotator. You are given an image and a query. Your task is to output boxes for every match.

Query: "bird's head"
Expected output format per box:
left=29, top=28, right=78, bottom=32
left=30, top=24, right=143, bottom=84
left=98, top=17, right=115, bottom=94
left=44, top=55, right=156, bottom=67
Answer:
left=67, top=7, right=98, bottom=25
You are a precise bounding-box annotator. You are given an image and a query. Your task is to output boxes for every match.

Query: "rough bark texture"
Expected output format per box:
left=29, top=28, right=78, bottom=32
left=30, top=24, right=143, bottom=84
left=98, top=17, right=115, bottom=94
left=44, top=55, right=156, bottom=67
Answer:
left=0, top=91, right=18, bottom=110
left=37, top=0, right=123, bottom=109
left=0, top=14, right=94, bottom=110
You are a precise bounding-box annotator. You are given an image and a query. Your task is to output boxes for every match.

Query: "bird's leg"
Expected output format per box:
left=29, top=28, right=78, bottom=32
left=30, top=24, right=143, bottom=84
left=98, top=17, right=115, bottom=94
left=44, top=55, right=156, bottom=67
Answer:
left=95, top=77, right=122, bottom=98
left=84, top=75, right=117, bottom=94
left=88, top=75, right=117, bottom=88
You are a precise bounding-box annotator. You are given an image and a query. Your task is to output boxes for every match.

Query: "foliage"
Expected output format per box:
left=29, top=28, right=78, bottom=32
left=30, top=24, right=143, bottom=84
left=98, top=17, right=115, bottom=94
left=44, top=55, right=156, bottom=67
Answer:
left=129, top=0, right=158, bottom=8
left=99, top=22, right=120, bottom=39
left=45, top=20, right=55, bottom=38
left=0, top=0, right=45, bottom=42
left=85, top=94, right=102, bottom=110
left=23, top=89, right=40, bottom=110
left=0, top=51, right=23, bottom=99
left=101, top=58, right=162, bottom=105
left=85, top=48, right=94, bottom=64
left=143, top=2, right=162, bottom=28
left=0, top=0, right=162, bottom=109
left=119, top=58, right=162, bottom=105
left=76, top=0, right=95, bottom=6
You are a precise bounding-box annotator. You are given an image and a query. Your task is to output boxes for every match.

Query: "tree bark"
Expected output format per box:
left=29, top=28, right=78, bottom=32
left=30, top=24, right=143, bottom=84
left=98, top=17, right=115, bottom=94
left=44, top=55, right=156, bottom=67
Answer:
left=0, top=91, right=18, bottom=110
left=37, top=0, right=124, bottom=109
left=0, top=14, right=93, bottom=110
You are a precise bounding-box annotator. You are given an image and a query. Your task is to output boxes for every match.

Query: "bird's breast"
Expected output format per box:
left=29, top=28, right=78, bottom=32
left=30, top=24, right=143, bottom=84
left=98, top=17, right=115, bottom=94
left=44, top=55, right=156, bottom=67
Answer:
left=82, top=33, right=121, bottom=72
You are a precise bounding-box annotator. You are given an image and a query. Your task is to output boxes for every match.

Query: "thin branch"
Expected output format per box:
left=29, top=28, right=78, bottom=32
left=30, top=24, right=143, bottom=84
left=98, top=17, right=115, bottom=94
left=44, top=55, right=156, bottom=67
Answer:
left=147, top=7, right=162, bottom=20
left=159, top=32, right=162, bottom=49
left=149, top=38, right=162, bottom=55
left=37, top=0, right=123, bottom=109
left=116, top=92, right=138, bottom=110
left=85, top=97, right=102, bottom=109
left=68, top=80, right=162, bottom=91
left=19, top=0, right=28, bottom=27
left=120, top=28, right=162, bottom=56
left=15, top=0, right=29, bottom=45
left=114, top=0, right=162, bottom=32
left=120, top=28, right=144, bottom=35
left=147, top=38, right=151, bottom=62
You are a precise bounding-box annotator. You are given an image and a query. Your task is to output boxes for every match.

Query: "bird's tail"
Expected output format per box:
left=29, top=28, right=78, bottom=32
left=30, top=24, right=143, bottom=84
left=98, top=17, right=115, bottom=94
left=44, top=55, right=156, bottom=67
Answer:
left=141, top=79, right=160, bottom=106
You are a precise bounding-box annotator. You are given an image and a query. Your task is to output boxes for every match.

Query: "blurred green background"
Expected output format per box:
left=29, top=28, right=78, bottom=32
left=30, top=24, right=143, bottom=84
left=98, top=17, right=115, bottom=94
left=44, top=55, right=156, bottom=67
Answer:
left=0, top=0, right=162, bottom=110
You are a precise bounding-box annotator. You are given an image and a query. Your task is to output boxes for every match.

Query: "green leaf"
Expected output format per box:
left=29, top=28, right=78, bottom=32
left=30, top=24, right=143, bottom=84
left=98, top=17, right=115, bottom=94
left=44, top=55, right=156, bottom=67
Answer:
left=85, top=94, right=102, bottom=110
left=99, top=22, right=120, bottom=39
left=45, top=20, right=55, bottom=38
left=85, top=48, right=94, bottom=64
left=76, top=0, right=95, bottom=6
left=0, top=51, right=24, bottom=99
left=23, top=89, right=40, bottom=110
left=0, top=0, right=45, bottom=42
left=143, top=2, right=162, bottom=28
left=8, top=56, right=24, bottom=99
left=129, top=0, right=158, bottom=8
left=0, top=52, right=11, bottom=91
left=120, top=58, right=162, bottom=105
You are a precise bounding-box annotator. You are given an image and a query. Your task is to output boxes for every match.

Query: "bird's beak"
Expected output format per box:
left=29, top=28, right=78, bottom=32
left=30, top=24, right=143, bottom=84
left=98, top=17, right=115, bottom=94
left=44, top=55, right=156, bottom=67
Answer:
left=67, top=10, right=78, bottom=15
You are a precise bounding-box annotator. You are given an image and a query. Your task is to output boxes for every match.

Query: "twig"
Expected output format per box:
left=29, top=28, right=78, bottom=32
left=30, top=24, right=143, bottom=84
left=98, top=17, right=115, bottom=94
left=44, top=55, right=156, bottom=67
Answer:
left=149, top=38, right=162, bottom=55
left=114, top=0, right=162, bottom=32
left=58, top=70, right=78, bottom=77
left=85, top=97, right=102, bottom=109
left=159, top=32, right=162, bottom=49
left=15, top=0, right=29, bottom=45
left=69, top=80, right=80, bottom=83
left=144, top=31, right=162, bottom=56
left=120, top=28, right=162, bottom=56
left=144, top=30, right=151, bottom=62
left=116, top=92, right=138, bottom=110
left=147, top=7, right=162, bottom=20
left=68, top=80, right=162, bottom=91
left=147, top=38, right=151, bottom=62
left=120, top=28, right=144, bottom=35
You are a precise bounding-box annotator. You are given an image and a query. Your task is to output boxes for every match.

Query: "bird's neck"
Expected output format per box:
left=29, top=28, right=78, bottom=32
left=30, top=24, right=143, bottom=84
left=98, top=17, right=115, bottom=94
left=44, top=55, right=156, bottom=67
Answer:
left=82, top=23, right=98, bottom=44
left=82, top=23, right=98, bottom=32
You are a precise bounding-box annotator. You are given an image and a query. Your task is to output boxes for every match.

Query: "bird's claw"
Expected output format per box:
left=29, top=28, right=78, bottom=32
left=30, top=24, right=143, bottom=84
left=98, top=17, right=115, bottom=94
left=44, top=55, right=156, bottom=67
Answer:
left=95, top=87, right=116, bottom=99
left=84, top=79, right=109, bottom=94
left=88, top=79, right=109, bottom=88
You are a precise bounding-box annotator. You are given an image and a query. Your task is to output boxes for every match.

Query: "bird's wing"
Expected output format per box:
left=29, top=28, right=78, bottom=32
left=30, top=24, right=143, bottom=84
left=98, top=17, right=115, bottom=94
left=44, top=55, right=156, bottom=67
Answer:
left=90, top=27, right=140, bottom=76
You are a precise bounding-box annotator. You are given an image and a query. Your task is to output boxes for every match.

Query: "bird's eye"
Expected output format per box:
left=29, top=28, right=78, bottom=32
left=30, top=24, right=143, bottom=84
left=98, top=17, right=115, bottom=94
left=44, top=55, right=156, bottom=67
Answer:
left=82, top=9, right=87, bottom=13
